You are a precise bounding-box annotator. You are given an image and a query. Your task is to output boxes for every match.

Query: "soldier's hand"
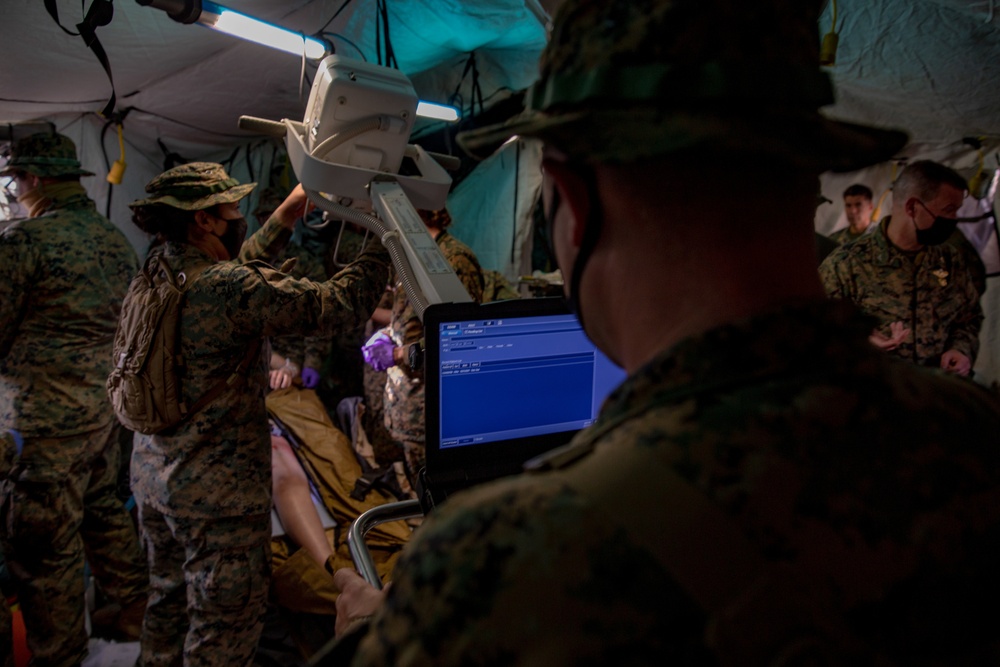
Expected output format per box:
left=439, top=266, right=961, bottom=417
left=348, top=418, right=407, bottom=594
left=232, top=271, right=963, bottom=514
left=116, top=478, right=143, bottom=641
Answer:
left=333, top=568, right=388, bottom=637
left=274, top=184, right=313, bottom=229
left=940, top=349, right=971, bottom=376
left=868, top=321, right=910, bottom=351
left=269, top=366, right=296, bottom=390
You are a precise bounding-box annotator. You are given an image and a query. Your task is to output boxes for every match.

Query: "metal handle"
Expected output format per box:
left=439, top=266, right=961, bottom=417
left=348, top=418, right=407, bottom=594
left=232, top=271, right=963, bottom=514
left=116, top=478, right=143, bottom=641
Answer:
left=237, top=115, right=290, bottom=138
left=347, top=499, right=423, bottom=589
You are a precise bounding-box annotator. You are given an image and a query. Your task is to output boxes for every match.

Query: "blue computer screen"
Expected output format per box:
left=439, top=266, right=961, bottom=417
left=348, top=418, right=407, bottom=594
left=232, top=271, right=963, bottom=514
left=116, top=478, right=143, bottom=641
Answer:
left=437, top=312, right=626, bottom=449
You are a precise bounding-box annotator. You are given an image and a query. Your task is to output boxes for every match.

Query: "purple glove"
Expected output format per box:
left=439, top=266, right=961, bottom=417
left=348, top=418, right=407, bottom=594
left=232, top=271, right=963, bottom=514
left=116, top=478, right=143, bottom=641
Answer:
left=362, top=331, right=396, bottom=372
left=301, top=367, right=321, bottom=389
left=6, top=429, right=23, bottom=456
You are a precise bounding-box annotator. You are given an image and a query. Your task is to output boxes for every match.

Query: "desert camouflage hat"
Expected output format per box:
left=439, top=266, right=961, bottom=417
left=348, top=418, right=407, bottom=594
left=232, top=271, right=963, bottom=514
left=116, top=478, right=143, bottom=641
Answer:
left=0, top=132, right=94, bottom=178
left=129, top=162, right=256, bottom=211
left=458, top=0, right=908, bottom=172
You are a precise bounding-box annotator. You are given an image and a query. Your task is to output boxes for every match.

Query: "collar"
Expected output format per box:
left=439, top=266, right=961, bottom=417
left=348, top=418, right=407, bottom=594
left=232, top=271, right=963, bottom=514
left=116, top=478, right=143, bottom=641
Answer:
left=161, top=240, right=219, bottom=266
left=30, top=182, right=94, bottom=216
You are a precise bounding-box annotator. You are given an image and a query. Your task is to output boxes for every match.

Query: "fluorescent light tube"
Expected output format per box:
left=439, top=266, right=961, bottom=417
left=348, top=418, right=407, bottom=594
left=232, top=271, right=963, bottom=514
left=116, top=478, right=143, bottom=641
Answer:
left=416, top=101, right=461, bottom=122
left=200, top=1, right=327, bottom=60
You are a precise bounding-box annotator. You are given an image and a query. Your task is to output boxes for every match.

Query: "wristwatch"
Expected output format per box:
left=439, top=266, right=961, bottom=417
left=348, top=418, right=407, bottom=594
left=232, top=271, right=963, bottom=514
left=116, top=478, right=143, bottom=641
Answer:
left=408, top=340, right=423, bottom=373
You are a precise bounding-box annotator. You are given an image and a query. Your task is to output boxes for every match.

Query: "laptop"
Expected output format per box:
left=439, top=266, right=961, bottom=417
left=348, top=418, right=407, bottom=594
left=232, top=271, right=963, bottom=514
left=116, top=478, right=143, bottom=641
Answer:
left=420, top=297, right=626, bottom=511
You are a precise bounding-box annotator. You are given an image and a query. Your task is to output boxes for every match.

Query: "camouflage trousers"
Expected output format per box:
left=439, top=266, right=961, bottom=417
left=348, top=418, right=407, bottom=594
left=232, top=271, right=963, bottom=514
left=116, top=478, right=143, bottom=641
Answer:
left=137, top=505, right=270, bottom=667
left=0, top=419, right=148, bottom=667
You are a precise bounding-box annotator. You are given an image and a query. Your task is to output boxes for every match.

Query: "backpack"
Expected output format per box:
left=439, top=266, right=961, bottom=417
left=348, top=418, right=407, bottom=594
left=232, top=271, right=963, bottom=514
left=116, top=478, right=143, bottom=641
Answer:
left=107, top=254, right=259, bottom=435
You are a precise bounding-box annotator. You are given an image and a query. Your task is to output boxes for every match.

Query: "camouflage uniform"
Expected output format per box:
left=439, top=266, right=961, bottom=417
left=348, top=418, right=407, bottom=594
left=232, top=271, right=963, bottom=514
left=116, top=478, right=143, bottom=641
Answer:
left=0, top=133, right=147, bottom=667
left=384, top=231, right=484, bottom=479
left=482, top=269, right=521, bottom=302
left=127, top=164, right=391, bottom=667
left=826, top=226, right=868, bottom=245
left=820, top=217, right=983, bottom=367
left=350, top=302, right=1000, bottom=665
left=238, top=216, right=334, bottom=373
left=0, top=430, right=17, bottom=667
left=324, top=223, right=385, bottom=410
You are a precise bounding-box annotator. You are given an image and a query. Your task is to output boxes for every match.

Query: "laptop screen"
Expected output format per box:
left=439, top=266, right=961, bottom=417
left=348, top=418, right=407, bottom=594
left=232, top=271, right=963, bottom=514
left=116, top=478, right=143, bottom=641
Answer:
left=423, top=298, right=626, bottom=499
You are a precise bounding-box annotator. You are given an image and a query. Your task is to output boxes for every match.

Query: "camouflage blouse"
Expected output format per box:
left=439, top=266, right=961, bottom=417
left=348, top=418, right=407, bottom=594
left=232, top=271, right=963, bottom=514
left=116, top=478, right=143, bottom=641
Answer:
left=349, top=300, right=1000, bottom=665
left=0, top=185, right=138, bottom=437
left=131, top=232, right=390, bottom=518
left=820, top=218, right=983, bottom=366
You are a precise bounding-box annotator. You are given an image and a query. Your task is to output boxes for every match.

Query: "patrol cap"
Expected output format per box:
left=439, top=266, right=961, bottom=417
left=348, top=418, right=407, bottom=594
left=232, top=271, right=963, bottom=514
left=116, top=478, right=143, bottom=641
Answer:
left=129, top=162, right=256, bottom=211
left=0, top=132, right=95, bottom=178
left=458, top=0, right=908, bottom=172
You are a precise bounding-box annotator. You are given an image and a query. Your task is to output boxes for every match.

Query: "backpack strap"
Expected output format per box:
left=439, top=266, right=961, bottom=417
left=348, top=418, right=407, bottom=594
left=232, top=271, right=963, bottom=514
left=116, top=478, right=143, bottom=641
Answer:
left=186, top=336, right=263, bottom=417
left=147, top=254, right=264, bottom=421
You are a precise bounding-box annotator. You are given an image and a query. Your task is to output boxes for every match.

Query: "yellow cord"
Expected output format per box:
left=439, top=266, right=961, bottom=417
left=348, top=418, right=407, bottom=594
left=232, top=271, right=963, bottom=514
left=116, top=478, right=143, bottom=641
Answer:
left=106, top=123, right=127, bottom=185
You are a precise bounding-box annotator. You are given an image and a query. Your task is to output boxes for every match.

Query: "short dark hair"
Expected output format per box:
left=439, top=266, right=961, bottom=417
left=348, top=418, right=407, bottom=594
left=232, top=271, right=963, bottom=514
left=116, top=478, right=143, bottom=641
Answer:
left=894, top=160, right=968, bottom=202
left=131, top=204, right=197, bottom=243
left=842, top=184, right=873, bottom=201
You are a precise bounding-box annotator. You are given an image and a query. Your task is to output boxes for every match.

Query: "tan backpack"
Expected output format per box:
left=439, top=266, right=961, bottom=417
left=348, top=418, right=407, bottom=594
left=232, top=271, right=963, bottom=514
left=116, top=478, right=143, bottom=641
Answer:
left=107, top=254, right=258, bottom=435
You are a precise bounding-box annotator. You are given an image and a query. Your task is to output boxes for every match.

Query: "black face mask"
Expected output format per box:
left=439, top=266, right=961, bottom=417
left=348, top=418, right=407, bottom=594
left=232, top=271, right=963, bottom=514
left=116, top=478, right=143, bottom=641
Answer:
left=914, top=201, right=958, bottom=246
left=219, top=215, right=248, bottom=259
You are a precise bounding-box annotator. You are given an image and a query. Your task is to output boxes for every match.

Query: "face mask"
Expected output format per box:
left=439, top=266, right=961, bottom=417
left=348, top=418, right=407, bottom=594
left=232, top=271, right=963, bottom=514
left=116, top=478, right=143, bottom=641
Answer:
left=914, top=200, right=958, bottom=246
left=218, top=215, right=248, bottom=260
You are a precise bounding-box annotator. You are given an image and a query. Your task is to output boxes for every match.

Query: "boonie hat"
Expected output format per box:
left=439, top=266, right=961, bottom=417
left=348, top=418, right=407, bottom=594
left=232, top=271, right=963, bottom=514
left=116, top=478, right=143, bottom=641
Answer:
left=130, top=162, right=256, bottom=211
left=458, top=0, right=908, bottom=171
left=0, top=132, right=95, bottom=178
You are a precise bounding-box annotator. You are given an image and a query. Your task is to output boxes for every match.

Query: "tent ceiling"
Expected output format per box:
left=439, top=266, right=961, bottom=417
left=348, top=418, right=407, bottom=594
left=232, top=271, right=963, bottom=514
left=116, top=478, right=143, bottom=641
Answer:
left=1, top=0, right=998, bottom=159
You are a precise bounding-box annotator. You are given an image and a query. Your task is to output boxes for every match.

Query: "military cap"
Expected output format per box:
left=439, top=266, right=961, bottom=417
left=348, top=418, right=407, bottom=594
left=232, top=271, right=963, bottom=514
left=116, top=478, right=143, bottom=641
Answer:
left=458, top=0, right=908, bottom=171
left=130, top=162, right=256, bottom=211
left=0, top=132, right=94, bottom=178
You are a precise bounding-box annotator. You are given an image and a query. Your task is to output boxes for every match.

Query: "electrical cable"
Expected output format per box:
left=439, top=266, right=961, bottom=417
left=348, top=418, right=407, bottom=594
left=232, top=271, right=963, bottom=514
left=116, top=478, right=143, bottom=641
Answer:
left=129, top=107, right=252, bottom=139
left=317, top=0, right=354, bottom=35
left=99, top=118, right=114, bottom=217
left=375, top=0, right=398, bottom=69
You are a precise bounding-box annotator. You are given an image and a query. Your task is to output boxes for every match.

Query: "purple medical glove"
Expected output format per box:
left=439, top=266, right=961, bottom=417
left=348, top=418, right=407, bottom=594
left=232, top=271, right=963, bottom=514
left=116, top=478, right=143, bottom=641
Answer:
left=7, top=429, right=23, bottom=456
left=301, top=367, right=321, bottom=389
left=362, top=331, right=396, bottom=372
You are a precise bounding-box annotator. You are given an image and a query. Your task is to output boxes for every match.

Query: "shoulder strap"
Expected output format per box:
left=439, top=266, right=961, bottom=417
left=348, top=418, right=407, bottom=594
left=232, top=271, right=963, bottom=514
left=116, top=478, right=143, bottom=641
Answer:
left=148, top=255, right=263, bottom=420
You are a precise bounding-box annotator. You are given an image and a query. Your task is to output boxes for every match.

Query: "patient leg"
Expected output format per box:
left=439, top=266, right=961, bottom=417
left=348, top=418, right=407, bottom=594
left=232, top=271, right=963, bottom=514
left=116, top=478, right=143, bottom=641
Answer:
left=271, top=435, right=334, bottom=567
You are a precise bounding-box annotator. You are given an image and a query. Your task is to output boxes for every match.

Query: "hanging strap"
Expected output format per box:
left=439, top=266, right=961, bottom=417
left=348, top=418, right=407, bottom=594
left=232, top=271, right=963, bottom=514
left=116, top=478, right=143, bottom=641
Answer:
left=45, top=0, right=118, bottom=117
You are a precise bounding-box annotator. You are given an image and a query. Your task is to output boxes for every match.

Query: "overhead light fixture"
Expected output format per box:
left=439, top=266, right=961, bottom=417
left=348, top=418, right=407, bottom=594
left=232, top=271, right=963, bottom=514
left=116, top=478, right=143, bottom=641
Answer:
left=416, top=101, right=460, bottom=122
left=136, top=0, right=328, bottom=60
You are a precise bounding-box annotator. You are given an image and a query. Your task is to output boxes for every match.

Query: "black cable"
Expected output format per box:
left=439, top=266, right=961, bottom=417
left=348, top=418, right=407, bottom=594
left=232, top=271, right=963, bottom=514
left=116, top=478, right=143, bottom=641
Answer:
left=130, top=107, right=251, bottom=139
left=375, top=0, right=398, bottom=69
left=317, top=0, right=354, bottom=34
left=99, top=118, right=115, bottom=218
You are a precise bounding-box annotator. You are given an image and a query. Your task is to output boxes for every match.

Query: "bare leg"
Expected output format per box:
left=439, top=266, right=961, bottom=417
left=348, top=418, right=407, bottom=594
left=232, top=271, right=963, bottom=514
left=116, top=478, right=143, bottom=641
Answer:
left=271, top=435, right=334, bottom=567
